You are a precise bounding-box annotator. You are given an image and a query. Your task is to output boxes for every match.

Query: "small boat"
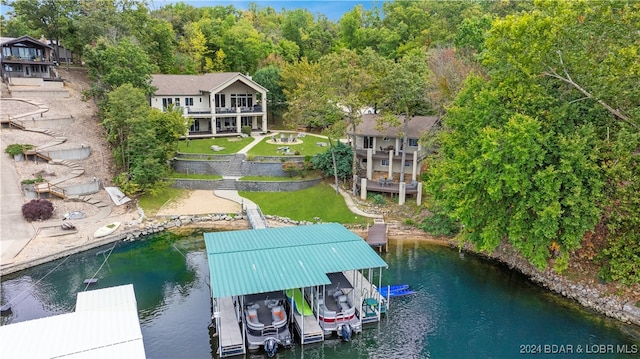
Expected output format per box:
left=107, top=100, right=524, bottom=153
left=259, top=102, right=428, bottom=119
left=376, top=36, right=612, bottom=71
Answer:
left=306, top=272, right=361, bottom=341
left=378, top=284, right=415, bottom=297
left=243, top=293, right=293, bottom=357
left=94, top=222, right=121, bottom=238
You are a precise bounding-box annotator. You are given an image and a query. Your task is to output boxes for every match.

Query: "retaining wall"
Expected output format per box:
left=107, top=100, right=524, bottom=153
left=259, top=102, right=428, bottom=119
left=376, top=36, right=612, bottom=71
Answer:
left=41, top=146, right=91, bottom=161
left=235, top=178, right=321, bottom=192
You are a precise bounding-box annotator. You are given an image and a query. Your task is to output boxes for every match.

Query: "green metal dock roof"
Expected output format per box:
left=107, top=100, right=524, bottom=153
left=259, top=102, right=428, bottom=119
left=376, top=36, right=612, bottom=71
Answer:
left=204, top=223, right=388, bottom=298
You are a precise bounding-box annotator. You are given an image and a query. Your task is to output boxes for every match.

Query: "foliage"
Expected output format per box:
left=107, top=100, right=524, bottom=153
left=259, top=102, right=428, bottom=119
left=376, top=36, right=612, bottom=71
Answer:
left=281, top=161, right=304, bottom=177
left=418, top=206, right=459, bottom=237
left=21, top=176, right=44, bottom=185
left=4, top=143, right=32, bottom=156
left=239, top=183, right=367, bottom=224
left=312, top=141, right=352, bottom=181
left=427, top=0, right=640, bottom=272
left=83, top=36, right=158, bottom=100
left=368, top=193, right=385, bottom=205
left=22, top=199, right=54, bottom=222
left=103, top=84, right=188, bottom=194
left=241, top=126, right=252, bottom=136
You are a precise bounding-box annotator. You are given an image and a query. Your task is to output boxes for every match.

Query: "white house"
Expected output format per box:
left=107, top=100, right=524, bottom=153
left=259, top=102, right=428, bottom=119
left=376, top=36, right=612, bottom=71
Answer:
left=150, top=72, right=268, bottom=138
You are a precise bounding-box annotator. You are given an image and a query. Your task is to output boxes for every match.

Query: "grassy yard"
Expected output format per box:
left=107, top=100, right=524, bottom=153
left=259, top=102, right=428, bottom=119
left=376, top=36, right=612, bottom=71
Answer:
left=177, top=136, right=254, bottom=154
left=240, top=183, right=369, bottom=225
left=246, top=134, right=331, bottom=157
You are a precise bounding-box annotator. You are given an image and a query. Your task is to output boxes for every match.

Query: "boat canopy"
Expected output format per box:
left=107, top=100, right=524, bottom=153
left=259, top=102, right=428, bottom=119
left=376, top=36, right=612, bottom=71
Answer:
left=204, top=223, right=388, bottom=298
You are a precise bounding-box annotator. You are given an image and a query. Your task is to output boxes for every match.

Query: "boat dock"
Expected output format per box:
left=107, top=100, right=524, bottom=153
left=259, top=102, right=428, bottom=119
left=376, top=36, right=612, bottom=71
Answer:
left=215, top=297, right=245, bottom=357
left=204, top=224, right=388, bottom=356
left=366, top=218, right=388, bottom=252
left=0, top=284, right=146, bottom=358
left=344, top=269, right=388, bottom=323
left=291, top=310, right=325, bottom=344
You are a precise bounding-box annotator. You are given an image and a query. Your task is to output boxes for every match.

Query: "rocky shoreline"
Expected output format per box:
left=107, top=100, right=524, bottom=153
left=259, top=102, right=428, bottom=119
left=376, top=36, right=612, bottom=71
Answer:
left=120, top=212, right=640, bottom=329
left=4, top=210, right=639, bottom=331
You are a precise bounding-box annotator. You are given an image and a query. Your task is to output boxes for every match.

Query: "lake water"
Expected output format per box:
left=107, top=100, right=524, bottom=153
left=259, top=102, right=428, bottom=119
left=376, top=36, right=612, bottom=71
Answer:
left=2, top=230, right=639, bottom=358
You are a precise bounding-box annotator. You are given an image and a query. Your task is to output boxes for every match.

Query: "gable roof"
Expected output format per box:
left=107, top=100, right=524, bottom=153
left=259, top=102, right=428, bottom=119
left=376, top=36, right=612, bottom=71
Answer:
left=350, top=114, right=439, bottom=138
left=204, top=223, right=388, bottom=298
left=0, top=35, right=52, bottom=49
left=151, top=72, right=267, bottom=96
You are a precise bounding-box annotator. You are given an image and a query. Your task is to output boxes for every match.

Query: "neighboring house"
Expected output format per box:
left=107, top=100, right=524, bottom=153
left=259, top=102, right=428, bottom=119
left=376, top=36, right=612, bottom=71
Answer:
left=45, top=39, right=73, bottom=64
left=150, top=73, right=268, bottom=138
left=349, top=114, right=438, bottom=205
left=1, top=35, right=55, bottom=80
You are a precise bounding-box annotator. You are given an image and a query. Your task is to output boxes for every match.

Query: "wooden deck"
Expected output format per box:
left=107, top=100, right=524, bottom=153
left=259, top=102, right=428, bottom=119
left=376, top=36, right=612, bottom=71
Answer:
left=358, top=180, right=419, bottom=195
left=216, top=297, right=245, bottom=357
left=291, top=311, right=324, bottom=344
left=366, top=219, right=388, bottom=251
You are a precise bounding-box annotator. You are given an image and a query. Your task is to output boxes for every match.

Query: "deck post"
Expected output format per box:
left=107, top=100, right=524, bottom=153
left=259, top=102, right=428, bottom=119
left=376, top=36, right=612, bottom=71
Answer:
left=412, top=151, right=418, bottom=181
left=416, top=182, right=423, bottom=205
left=398, top=182, right=406, bottom=205
left=360, top=178, right=367, bottom=200
left=388, top=151, right=393, bottom=179
left=366, top=148, right=373, bottom=179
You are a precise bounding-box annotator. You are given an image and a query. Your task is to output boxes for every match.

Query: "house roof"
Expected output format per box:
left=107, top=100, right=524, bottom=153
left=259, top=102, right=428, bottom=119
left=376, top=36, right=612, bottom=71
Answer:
left=151, top=72, right=268, bottom=96
left=0, top=35, right=52, bottom=49
left=204, top=223, right=388, bottom=298
left=350, top=114, right=439, bottom=138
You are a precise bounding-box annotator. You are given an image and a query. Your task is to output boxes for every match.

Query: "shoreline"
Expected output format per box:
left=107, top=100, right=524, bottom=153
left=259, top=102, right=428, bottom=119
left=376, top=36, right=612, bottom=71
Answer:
left=2, top=211, right=640, bottom=330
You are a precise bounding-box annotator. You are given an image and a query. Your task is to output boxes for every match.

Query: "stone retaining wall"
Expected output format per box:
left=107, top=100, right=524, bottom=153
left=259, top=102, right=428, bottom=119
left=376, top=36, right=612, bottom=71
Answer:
left=236, top=178, right=321, bottom=192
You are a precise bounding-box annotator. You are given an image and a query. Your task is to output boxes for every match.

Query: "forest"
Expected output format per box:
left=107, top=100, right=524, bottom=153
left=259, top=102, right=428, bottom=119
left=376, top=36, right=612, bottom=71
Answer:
left=2, top=0, right=639, bottom=286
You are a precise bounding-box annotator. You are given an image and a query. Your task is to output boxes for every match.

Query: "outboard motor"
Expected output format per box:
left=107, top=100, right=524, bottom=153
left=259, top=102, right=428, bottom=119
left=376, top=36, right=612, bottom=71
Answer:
left=340, top=323, right=352, bottom=342
left=264, top=338, right=278, bottom=358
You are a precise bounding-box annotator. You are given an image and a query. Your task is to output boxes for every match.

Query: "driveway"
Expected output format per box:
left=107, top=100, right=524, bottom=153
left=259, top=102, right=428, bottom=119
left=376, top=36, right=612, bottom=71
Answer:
left=0, top=137, right=36, bottom=266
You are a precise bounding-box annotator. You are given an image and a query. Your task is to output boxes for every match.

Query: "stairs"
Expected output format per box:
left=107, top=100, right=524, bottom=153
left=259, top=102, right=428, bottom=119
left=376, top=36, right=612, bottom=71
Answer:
left=225, top=154, right=245, bottom=177
left=217, top=178, right=237, bottom=190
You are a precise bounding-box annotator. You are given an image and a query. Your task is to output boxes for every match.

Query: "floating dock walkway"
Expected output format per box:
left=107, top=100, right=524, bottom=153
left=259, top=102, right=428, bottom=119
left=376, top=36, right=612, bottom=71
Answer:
left=215, top=297, right=245, bottom=357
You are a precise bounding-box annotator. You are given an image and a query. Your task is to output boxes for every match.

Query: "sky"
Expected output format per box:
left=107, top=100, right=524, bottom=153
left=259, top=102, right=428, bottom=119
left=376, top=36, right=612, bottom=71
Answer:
left=148, top=0, right=382, bottom=20
left=0, top=1, right=383, bottom=21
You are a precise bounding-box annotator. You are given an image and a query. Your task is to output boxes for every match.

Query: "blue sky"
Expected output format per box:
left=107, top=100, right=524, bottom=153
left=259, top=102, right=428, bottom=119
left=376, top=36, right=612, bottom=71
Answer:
left=149, top=0, right=382, bottom=20
left=1, top=1, right=382, bottom=21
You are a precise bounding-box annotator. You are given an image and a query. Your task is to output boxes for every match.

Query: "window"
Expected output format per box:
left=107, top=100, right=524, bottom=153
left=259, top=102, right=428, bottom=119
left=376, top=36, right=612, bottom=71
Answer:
left=404, top=161, right=412, bottom=167
left=408, top=138, right=419, bottom=147
left=241, top=117, right=252, bottom=127
left=363, top=136, right=374, bottom=149
left=230, top=94, right=253, bottom=108
left=381, top=159, right=389, bottom=166
left=215, top=94, right=226, bottom=107
left=162, top=97, right=173, bottom=110
left=174, top=98, right=181, bottom=107
left=185, top=97, right=194, bottom=106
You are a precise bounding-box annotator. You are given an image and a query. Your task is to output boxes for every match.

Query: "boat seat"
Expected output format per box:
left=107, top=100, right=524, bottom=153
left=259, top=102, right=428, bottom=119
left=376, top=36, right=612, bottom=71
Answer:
left=247, top=308, right=259, bottom=324
left=271, top=306, right=286, bottom=325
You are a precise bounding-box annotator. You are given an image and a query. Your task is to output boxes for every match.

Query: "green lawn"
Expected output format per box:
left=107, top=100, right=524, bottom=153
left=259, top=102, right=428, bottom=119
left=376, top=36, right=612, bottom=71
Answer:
left=240, top=183, right=369, bottom=225
left=177, top=137, right=254, bottom=154
left=246, top=134, right=331, bottom=157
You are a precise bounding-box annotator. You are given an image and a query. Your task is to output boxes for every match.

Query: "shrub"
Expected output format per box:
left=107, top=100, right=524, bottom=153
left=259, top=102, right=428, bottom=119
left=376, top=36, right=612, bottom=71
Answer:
left=21, top=176, right=45, bottom=185
left=369, top=193, right=386, bottom=205
left=241, top=126, right=252, bottom=136
left=22, top=199, right=54, bottom=221
left=5, top=143, right=33, bottom=157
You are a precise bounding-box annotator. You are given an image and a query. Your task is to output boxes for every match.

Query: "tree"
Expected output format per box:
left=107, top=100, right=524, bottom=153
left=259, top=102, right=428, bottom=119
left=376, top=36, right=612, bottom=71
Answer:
left=253, top=65, right=285, bottom=121
left=5, top=0, right=78, bottom=61
left=427, top=0, right=640, bottom=272
left=104, top=84, right=188, bottom=194
left=312, top=141, right=353, bottom=182
left=84, top=36, right=158, bottom=100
